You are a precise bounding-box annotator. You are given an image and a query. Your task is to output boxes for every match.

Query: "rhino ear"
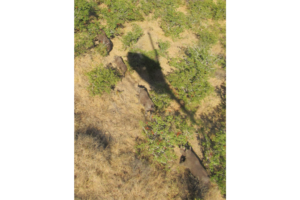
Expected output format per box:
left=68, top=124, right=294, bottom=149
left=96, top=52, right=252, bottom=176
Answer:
left=180, top=148, right=186, bottom=155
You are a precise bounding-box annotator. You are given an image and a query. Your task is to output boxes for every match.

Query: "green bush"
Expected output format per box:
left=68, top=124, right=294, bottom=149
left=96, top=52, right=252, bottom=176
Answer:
left=149, top=85, right=172, bottom=112
left=200, top=83, right=226, bottom=195
left=136, top=114, right=194, bottom=167
left=140, top=0, right=182, bottom=17
left=122, top=24, right=144, bottom=49
left=186, top=0, right=226, bottom=42
left=140, top=0, right=155, bottom=15
left=75, top=22, right=110, bottom=57
left=100, top=0, right=144, bottom=38
left=86, top=66, right=120, bottom=96
left=75, top=32, right=95, bottom=56
left=157, top=39, right=171, bottom=57
left=212, top=0, right=226, bottom=20
left=167, top=44, right=216, bottom=110
left=203, top=129, right=226, bottom=195
left=197, top=29, right=218, bottom=46
left=75, top=0, right=98, bottom=32
left=140, top=0, right=186, bottom=39
left=75, top=0, right=145, bottom=57
left=160, top=9, right=187, bottom=39
left=186, top=0, right=226, bottom=21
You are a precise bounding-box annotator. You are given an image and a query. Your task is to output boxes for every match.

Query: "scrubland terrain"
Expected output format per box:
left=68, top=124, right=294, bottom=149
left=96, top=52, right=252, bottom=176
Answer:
left=75, top=0, right=226, bottom=199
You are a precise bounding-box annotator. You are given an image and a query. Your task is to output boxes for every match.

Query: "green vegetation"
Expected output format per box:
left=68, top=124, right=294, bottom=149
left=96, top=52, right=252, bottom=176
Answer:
left=160, top=9, right=187, bottom=39
left=157, top=39, right=171, bottom=58
left=200, top=83, right=226, bottom=195
left=86, top=65, right=120, bottom=96
left=76, top=0, right=226, bottom=195
left=136, top=114, right=194, bottom=168
left=204, top=129, right=226, bottom=195
left=132, top=0, right=226, bottom=193
left=122, top=24, right=144, bottom=49
left=75, top=0, right=145, bottom=57
left=149, top=85, right=172, bottom=112
left=75, top=0, right=98, bottom=32
left=167, top=44, right=216, bottom=110
left=74, top=0, right=226, bottom=56
left=100, top=0, right=144, bottom=38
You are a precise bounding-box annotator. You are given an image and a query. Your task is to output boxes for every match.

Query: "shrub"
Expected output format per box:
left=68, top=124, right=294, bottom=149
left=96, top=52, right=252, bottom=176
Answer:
left=140, top=0, right=155, bottom=15
left=136, top=114, right=194, bottom=168
left=74, top=0, right=98, bottom=32
left=197, top=28, right=218, bottom=46
left=100, top=0, right=144, bottom=38
left=200, top=83, right=226, bottom=195
left=86, top=66, right=120, bottom=96
left=167, top=44, right=216, bottom=110
left=187, top=0, right=213, bottom=22
left=203, top=129, right=226, bottom=195
left=122, top=24, right=144, bottom=49
left=212, top=0, right=226, bottom=20
left=75, top=32, right=95, bottom=56
left=149, top=85, right=172, bottom=112
left=160, top=8, right=187, bottom=39
left=157, top=39, right=171, bottom=57
left=140, top=0, right=182, bottom=17
left=75, top=0, right=145, bottom=57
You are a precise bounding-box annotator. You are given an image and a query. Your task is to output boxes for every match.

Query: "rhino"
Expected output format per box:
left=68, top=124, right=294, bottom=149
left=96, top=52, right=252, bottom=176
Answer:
left=180, top=145, right=210, bottom=187
left=114, top=56, right=127, bottom=78
left=95, top=30, right=112, bottom=53
left=137, top=85, right=155, bottom=120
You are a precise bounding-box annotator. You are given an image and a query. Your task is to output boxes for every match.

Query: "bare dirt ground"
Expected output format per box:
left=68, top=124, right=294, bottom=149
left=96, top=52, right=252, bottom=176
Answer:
left=75, top=16, right=226, bottom=200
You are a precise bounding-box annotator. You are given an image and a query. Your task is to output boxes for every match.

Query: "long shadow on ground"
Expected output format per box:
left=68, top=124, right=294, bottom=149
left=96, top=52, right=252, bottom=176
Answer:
left=127, top=32, right=197, bottom=123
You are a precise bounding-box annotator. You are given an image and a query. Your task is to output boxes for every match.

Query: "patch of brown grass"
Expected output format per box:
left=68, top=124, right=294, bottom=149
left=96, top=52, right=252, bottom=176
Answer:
left=75, top=133, right=175, bottom=199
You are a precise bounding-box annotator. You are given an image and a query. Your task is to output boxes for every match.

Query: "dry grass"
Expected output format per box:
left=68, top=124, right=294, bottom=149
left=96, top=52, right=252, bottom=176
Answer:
left=74, top=13, right=226, bottom=199
left=75, top=133, right=174, bottom=199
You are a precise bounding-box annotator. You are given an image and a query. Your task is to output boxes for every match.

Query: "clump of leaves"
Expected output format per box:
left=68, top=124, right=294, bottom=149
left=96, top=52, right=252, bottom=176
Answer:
left=160, top=8, right=187, bottom=39
left=136, top=114, right=194, bottom=168
left=203, top=129, right=226, bottom=195
left=140, top=0, right=186, bottom=39
left=140, top=0, right=155, bottom=15
left=122, top=24, right=144, bottom=49
left=149, top=84, right=172, bottom=112
left=212, top=0, right=226, bottom=20
left=220, top=34, right=226, bottom=49
left=167, top=44, right=216, bottom=110
left=197, top=28, right=218, bottom=46
left=75, top=32, right=95, bottom=56
left=75, top=21, right=109, bottom=57
left=186, top=0, right=226, bottom=43
left=186, top=0, right=226, bottom=21
left=140, top=0, right=182, bottom=17
left=86, top=65, right=120, bottom=96
left=157, top=39, right=171, bottom=58
left=200, top=83, right=226, bottom=195
left=94, top=43, right=109, bottom=56
left=74, top=0, right=98, bottom=32
left=100, top=0, right=144, bottom=38
left=74, top=0, right=147, bottom=56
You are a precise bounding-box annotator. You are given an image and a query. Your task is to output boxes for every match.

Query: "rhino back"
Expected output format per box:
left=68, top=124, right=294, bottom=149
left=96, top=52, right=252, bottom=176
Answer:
left=186, top=150, right=209, bottom=182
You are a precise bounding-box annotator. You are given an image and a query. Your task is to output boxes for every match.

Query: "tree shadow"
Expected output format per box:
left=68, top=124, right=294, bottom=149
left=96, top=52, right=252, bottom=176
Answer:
left=127, top=32, right=197, bottom=123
